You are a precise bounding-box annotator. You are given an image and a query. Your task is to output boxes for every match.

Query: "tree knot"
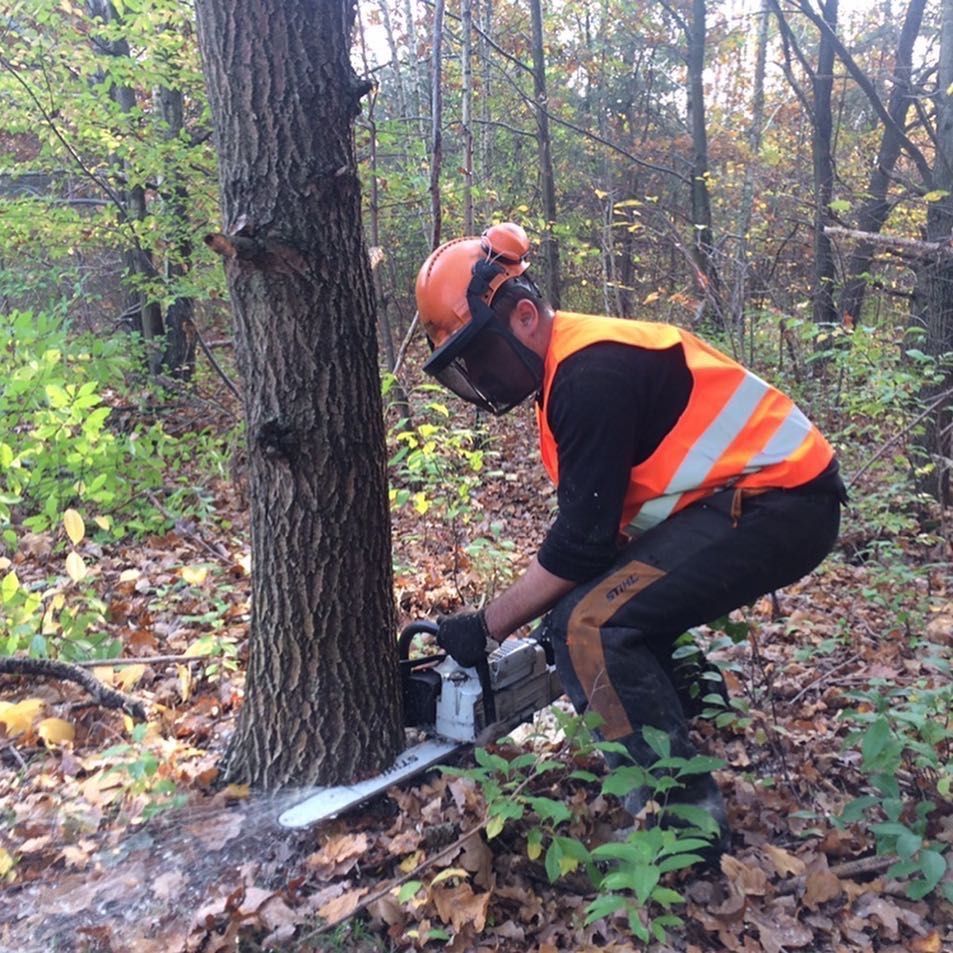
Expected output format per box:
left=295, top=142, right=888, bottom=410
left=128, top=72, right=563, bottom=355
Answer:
left=257, top=417, right=299, bottom=463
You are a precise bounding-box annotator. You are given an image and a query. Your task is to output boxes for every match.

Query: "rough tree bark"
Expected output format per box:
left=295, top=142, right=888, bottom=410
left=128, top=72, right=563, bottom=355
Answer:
left=838, top=0, right=926, bottom=325
left=810, top=0, right=838, bottom=328
left=912, top=0, right=953, bottom=505
left=529, top=0, right=561, bottom=306
left=195, top=0, right=403, bottom=787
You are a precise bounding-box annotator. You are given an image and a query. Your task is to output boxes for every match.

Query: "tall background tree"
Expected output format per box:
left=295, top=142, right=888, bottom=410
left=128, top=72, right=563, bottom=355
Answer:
left=194, top=0, right=403, bottom=786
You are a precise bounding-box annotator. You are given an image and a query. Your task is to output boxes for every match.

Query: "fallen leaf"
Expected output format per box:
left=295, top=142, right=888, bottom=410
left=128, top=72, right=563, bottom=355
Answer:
left=307, top=832, right=369, bottom=878
left=722, top=854, right=769, bottom=896
left=0, top=848, right=13, bottom=876
left=910, top=931, right=942, bottom=953
left=0, top=698, right=44, bottom=736
left=853, top=892, right=901, bottom=938
left=803, top=857, right=843, bottom=909
left=180, top=564, right=208, bottom=586
left=116, top=665, right=146, bottom=691
left=152, top=869, right=185, bottom=899
left=37, top=717, right=75, bottom=745
left=317, top=886, right=368, bottom=922
left=763, top=844, right=806, bottom=878
left=431, top=881, right=490, bottom=932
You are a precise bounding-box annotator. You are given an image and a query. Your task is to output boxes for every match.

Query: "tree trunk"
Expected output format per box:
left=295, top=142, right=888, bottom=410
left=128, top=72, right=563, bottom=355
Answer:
left=429, top=0, right=446, bottom=249
left=912, top=0, right=953, bottom=505
left=811, top=0, right=838, bottom=328
left=839, top=0, right=926, bottom=326
left=734, top=0, right=769, bottom=352
left=686, top=0, right=723, bottom=324
left=195, top=0, right=403, bottom=787
left=88, top=0, right=164, bottom=344
left=157, top=81, right=198, bottom=379
left=461, top=0, right=474, bottom=235
left=529, top=0, right=561, bottom=306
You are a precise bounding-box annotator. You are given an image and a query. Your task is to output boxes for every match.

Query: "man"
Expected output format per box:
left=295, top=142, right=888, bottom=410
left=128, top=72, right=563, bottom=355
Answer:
left=415, top=223, right=845, bottom=854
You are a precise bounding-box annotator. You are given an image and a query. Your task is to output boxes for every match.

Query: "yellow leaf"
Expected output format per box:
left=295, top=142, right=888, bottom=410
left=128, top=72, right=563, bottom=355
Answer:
left=643, top=291, right=661, bottom=304
left=177, top=664, right=192, bottom=703
left=94, top=666, right=115, bottom=686
left=430, top=867, right=469, bottom=886
left=527, top=836, right=542, bottom=861
left=0, top=698, right=44, bottom=736
left=486, top=814, right=505, bottom=840
left=63, top=509, right=85, bottom=545
left=399, top=851, right=423, bottom=873
left=66, top=551, right=87, bottom=582
left=38, top=718, right=75, bottom=745
left=94, top=515, right=111, bottom=531
left=51, top=592, right=65, bottom=610
left=119, top=569, right=140, bottom=583
left=0, top=557, right=10, bottom=572
left=116, top=665, right=145, bottom=691
left=183, top=641, right=210, bottom=658
left=222, top=783, right=250, bottom=800
left=180, top=565, right=208, bottom=586
left=923, top=189, right=950, bottom=203
left=0, top=847, right=14, bottom=877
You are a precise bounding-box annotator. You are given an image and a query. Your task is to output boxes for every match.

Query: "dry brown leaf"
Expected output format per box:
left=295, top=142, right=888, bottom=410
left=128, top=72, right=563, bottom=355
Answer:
left=307, top=832, right=369, bottom=878
left=458, top=832, right=494, bottom=889
left=910, top=930, right=942, bottom=953
left=802, top=857, right=843, bottom=909
left=430, top=881, right=490, bottom=933
left=747, top=906, right=814, bottom=953
left=763, top=844, right=806, bottom=878
left=853, top=892, right=901, bottom=938
left=721, top=854, right=769, bottom=896
left=317, top=886, right=368, bottom=923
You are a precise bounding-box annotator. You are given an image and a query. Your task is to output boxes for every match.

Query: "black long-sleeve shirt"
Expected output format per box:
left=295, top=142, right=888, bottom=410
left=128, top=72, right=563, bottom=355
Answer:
left=535, top=340, right=842, bottom=581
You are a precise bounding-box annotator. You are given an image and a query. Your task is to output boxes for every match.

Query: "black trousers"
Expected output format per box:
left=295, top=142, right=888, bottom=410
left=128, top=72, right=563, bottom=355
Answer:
left=544, top=485, right=842, bottom=771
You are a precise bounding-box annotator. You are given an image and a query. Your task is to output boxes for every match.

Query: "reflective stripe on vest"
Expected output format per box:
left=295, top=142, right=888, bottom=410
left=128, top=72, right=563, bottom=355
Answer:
left=536, top=312, right=834, bottom=534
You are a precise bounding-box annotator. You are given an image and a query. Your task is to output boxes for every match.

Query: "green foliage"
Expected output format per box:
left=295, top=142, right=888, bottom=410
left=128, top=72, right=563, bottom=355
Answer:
left=837, top=663, right=952, bottom=902
left=0, top=309, right=168, bottom=541
left=386, top=385, right=487, bottom=522
left=443, top=710, right=726, bottom=943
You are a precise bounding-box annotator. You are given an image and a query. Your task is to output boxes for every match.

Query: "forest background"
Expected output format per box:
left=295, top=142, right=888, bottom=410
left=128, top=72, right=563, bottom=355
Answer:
left=0, top=0, right=951, bottom=951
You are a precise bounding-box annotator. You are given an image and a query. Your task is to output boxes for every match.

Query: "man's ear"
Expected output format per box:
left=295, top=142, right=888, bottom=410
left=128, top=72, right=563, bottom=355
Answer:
left=509, top=298, right=539, bottom=341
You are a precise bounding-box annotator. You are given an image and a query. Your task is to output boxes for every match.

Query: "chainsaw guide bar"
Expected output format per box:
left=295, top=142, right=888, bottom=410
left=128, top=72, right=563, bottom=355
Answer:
left=277, top=737, right=464, bottom=828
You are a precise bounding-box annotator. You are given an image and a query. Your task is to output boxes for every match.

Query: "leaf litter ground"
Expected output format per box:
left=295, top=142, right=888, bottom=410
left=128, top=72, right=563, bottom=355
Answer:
left=0, top=397, right=951, bottom=952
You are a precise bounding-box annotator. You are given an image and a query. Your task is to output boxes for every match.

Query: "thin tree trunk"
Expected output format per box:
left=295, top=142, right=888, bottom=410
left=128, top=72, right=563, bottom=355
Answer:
left=430, top=0, right=446, bottom=249
left=734, top=0, right=769, bottom=348
left=912, top=0, right=953, bottom=505
left=529, top=0, right=561, bottom=306
left=461, top=0, right=474, bottom=234
left=839, top=0, right=926, bottom=325
left=157, top=82, right=197, bottom=378
left=811, top=0, right=839, bottom=328
left=479, top=0, right=494, bottom=215
left=88, top=0, right=164, bottom=344
left=686, top=0, right=723, bottom=324
left=195, top=0, right=403, bottom=787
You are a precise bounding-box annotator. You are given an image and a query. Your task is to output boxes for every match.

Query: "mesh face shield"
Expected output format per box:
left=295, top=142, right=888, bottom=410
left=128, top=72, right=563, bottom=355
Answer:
left=422, top=262, right=544, bottom=415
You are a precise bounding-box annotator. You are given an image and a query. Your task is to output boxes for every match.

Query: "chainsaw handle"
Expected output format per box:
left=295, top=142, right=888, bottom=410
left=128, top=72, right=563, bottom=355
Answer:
left=398, top=620, right=439, bottom=660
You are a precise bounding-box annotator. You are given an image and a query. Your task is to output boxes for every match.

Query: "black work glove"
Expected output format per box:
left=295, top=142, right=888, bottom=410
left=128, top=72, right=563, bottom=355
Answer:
left=436, top=610, right=491, bottom=668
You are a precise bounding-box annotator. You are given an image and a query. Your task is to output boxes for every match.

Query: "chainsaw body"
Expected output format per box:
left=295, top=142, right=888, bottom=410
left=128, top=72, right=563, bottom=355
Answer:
left=277, top=622, right=562, bottom=828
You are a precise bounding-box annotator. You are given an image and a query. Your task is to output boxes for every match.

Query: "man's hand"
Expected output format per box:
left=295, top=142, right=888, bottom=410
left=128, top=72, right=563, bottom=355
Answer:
left=436, top=610, right=490, bottom=668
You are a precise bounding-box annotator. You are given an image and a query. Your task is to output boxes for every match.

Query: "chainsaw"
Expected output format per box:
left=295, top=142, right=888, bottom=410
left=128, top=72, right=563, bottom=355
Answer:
left=278, top=621, right=562, bottom=828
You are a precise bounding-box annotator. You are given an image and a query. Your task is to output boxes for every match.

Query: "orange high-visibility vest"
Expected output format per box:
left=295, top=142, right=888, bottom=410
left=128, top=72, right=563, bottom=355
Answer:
left=536, top=312, right=835, bottom=534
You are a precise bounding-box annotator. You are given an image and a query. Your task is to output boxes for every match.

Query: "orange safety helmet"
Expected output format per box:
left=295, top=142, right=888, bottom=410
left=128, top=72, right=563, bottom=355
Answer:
left=415, top=222, right=532, bottom=350
left=414, top=224, right=544, bottom=415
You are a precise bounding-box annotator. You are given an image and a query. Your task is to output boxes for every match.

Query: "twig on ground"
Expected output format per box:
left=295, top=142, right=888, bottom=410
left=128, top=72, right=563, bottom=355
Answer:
left=72, top=654, right=213, bottom=668
left=788, top=654, right=861, bottom=706
left=145, top=491, right=231, bottom=562
left=0, top=658, right=147, bottom=720
left=777, top=854, right=898, bottom=895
